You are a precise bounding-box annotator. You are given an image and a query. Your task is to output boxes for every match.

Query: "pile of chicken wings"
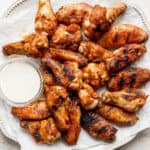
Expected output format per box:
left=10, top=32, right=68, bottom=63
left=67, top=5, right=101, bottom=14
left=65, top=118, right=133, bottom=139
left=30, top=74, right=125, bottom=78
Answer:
left=3, top=0, right=150, bottom=145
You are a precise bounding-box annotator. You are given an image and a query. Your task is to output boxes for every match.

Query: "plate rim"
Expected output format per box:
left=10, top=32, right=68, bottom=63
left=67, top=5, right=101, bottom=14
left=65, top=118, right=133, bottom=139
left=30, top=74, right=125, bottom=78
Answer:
left=0, top=0, right=150, bottom=149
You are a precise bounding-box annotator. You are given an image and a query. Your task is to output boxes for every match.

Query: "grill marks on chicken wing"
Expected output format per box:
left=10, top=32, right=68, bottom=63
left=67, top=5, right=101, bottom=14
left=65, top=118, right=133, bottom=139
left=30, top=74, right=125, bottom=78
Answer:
left=98, top=24, right=148, bottom=49
left=82, top=3, right=127, bottom=40
left=96, top=102, right=138, bottom=125
left=101, top=89, right=148, bottom=112
left=82, top=111, right=117, bottom=142
left=108, top=68, right=150, bottom=91
left=35, top=0, right=57, bottom=36
left=20, top=118, right=61, bottom=144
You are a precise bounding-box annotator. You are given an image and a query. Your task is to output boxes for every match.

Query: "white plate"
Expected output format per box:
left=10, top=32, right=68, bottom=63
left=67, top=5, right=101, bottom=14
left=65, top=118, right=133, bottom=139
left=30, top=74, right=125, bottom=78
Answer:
left=0, top=0, right=150, bottom=150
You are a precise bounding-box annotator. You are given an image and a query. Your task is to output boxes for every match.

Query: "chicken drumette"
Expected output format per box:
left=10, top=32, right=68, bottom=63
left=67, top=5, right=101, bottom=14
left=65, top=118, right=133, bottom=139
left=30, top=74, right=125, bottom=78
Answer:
left=82, top=62, right=109, bottom=88
left=78, top=41, right=112, bottom=62
left=82, top=111, right=117, bottom=142
left=101, top=89, right=148, bottom=112
left=20, top=118, right=61, bottom=144
left=56, top=3, right=92, bottom=25
left=35, top=0, right=57, bottom=36
left=82, top=3, right=127, bottom=40
left=106, top=44, right=146, bottom=75
left=3, top=33, right=48, bottom=58
left=108, top=68, right=150, bottom=91
left=50, top=24, right=82, bottom=51
left=98, top=24, right=148, bottom=49
left=11, top=100, right=50, bottom=120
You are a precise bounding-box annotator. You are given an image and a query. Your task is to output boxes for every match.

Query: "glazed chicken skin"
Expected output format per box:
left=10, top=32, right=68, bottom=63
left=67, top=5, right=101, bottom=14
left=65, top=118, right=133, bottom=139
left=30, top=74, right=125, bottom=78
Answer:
left=50, top=24, right=82, bottom=51
left=35, top=0, right=57, bottom=36
left=96, top=102, right=138, bottom=125
left=49, top=48, right=88, bottom=67
left=82, top=3, right=127, bottom=40
left=101, top=89, right=148, bottom=112
left=56, top=3, right=92, bottom=25
left=78, top=83, right=99, bottom=110
left=20, top=118, right=61, bottom=144
left=106, top=44, right=146, bottom=75
left=108, top=68, right=150, bottom=91
left=78, top=41, right=112, bottom=62
left=12, top=100, right=50, bottom=120
left=82, top=111, right=117, bottom=142
left=3, top=33, right=48, bottom=58
left=82, top=63, right=109, bottom=88
left=98, top=24, right=148, bottom=49
left=63, top=101, right=81, bottom=145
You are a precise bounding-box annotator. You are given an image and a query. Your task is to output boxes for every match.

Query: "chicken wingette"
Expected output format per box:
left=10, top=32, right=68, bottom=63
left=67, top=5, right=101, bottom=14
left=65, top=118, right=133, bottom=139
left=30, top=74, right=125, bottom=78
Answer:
left=98, top=24, right=148, bottom=49
left=108, top=68, right=150, bottom=91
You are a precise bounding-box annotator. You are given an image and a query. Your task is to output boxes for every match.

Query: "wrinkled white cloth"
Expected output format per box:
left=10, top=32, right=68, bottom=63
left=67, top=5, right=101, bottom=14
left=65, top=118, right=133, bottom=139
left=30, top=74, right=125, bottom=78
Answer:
left=0, top=0, right=150, bottom=150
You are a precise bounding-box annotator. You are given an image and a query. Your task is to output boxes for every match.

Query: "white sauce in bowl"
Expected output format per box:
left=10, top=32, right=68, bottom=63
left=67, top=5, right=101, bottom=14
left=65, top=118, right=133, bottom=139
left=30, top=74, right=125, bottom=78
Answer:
left=0, top=62, right=41, bottom=104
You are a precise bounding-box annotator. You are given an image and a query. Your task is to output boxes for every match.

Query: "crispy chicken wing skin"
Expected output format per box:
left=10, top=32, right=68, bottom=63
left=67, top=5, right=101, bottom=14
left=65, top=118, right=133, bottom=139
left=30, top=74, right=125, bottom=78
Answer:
left=78, top=83, right=99, bottom=110
left=49, top=48, right=88, bottom=67
left=82, top=3, right=126, bottom=40
left=101, top=89, right=148, bottom=112
left=12, top=100, right=50, bottom=120
left=106, top=44, right=146, bottom=75
left=35, top=0, right=57, bottom=36
left=50, top=24, right=82, bottom=51
left=108, top=68, right=150, bottom=91
left=82, top=112, right=117, bottom=142
left=63, top=101, right=81, bottom=145
left=20, top=118, right=61, bottom=144
left=96, top=102, right=138, bottom=125
left=56, top=3, right=92, bottom=25
left=3, top=33, right=48, bottom=58
left=98, top=24, right=148, bottom=49
left=78, top=41, right=112, bottom=62
left=82, top=63, right=109, bottom=88
left=63, top=61, right=83, bottom=91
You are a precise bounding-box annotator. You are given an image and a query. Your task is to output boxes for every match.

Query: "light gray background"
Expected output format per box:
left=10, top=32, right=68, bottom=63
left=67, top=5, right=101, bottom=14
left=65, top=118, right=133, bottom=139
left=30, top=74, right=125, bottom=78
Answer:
left=0, top=0, right=150, bottom=149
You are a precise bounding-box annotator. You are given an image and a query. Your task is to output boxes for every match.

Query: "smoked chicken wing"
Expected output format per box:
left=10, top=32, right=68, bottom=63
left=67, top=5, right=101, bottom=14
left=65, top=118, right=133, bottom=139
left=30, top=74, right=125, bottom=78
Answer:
left=82, top=111, right=117, bottom=142
left=78, top=41, right=112, bottom=62
left=35, top=0, right=57, bottom=36
left=106, top=44, right=146, bottom=75
left=108, top=68, right=150, bottom=91
left=96, top=102, right=138, bottom=125
left=3, top=33, right=48, bottom=58
left=101, top=89, right=148, bottom=112
left=98, top=24, right=148, bottom=49
left=56, top=3, right=92, bottom=25
left=82, top=3, right=127, bottom=40
left=50, top=24, right=82, bottom=51
left=20, top=118, right=61, bottom=144
left=82, top=63, right=109, bottom=88
left=12, top=100, right=50, bottom=120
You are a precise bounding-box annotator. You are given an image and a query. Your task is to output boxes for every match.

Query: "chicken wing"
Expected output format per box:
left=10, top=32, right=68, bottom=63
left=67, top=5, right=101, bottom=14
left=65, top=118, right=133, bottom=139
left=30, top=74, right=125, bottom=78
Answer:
left=82, top=3, right=127, bottom=40
left=56, top=3, right=92, bottom=25
left=108, top=68, right=150, bottom=91
left=106, top=44, right=146, bottom=75
left=98, top=24, right=148, bottom=49
left=101, top=89, right=148, bottom=112
left=82, top=63, right=109, bottom=88
left=78, top=41, right=112, bottom=62
left=78, top=83, right=99, bottom=110
left=3, top=33, right=48, bottom=58
left=82, top=111, right=117, bottom=142
left=11, top=100, right=50, bottom=120
left=35, top=0, right=57, bottom=36
left=20, top=118, right=61, bottom=144
left=50, top=24, right=82, bottom=51
left=96, top=102, right=138, bottom=125
left=63, top=101, right=81, bottom=145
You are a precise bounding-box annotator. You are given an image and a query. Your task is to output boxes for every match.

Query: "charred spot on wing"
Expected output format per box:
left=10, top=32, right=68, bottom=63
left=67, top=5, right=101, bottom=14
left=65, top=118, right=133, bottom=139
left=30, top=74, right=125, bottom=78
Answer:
left=118, top=78, right=125, bottom=89
left=98, top=125, right=109, bottom=134
left=56, top=77, right=62, bottom=84
left=33, top=131, right=42, bottom=142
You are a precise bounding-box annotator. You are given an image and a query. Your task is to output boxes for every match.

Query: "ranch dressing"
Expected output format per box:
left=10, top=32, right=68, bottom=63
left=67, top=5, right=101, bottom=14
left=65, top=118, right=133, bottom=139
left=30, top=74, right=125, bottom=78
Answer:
left=0, top=62, right=41, bottom=104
